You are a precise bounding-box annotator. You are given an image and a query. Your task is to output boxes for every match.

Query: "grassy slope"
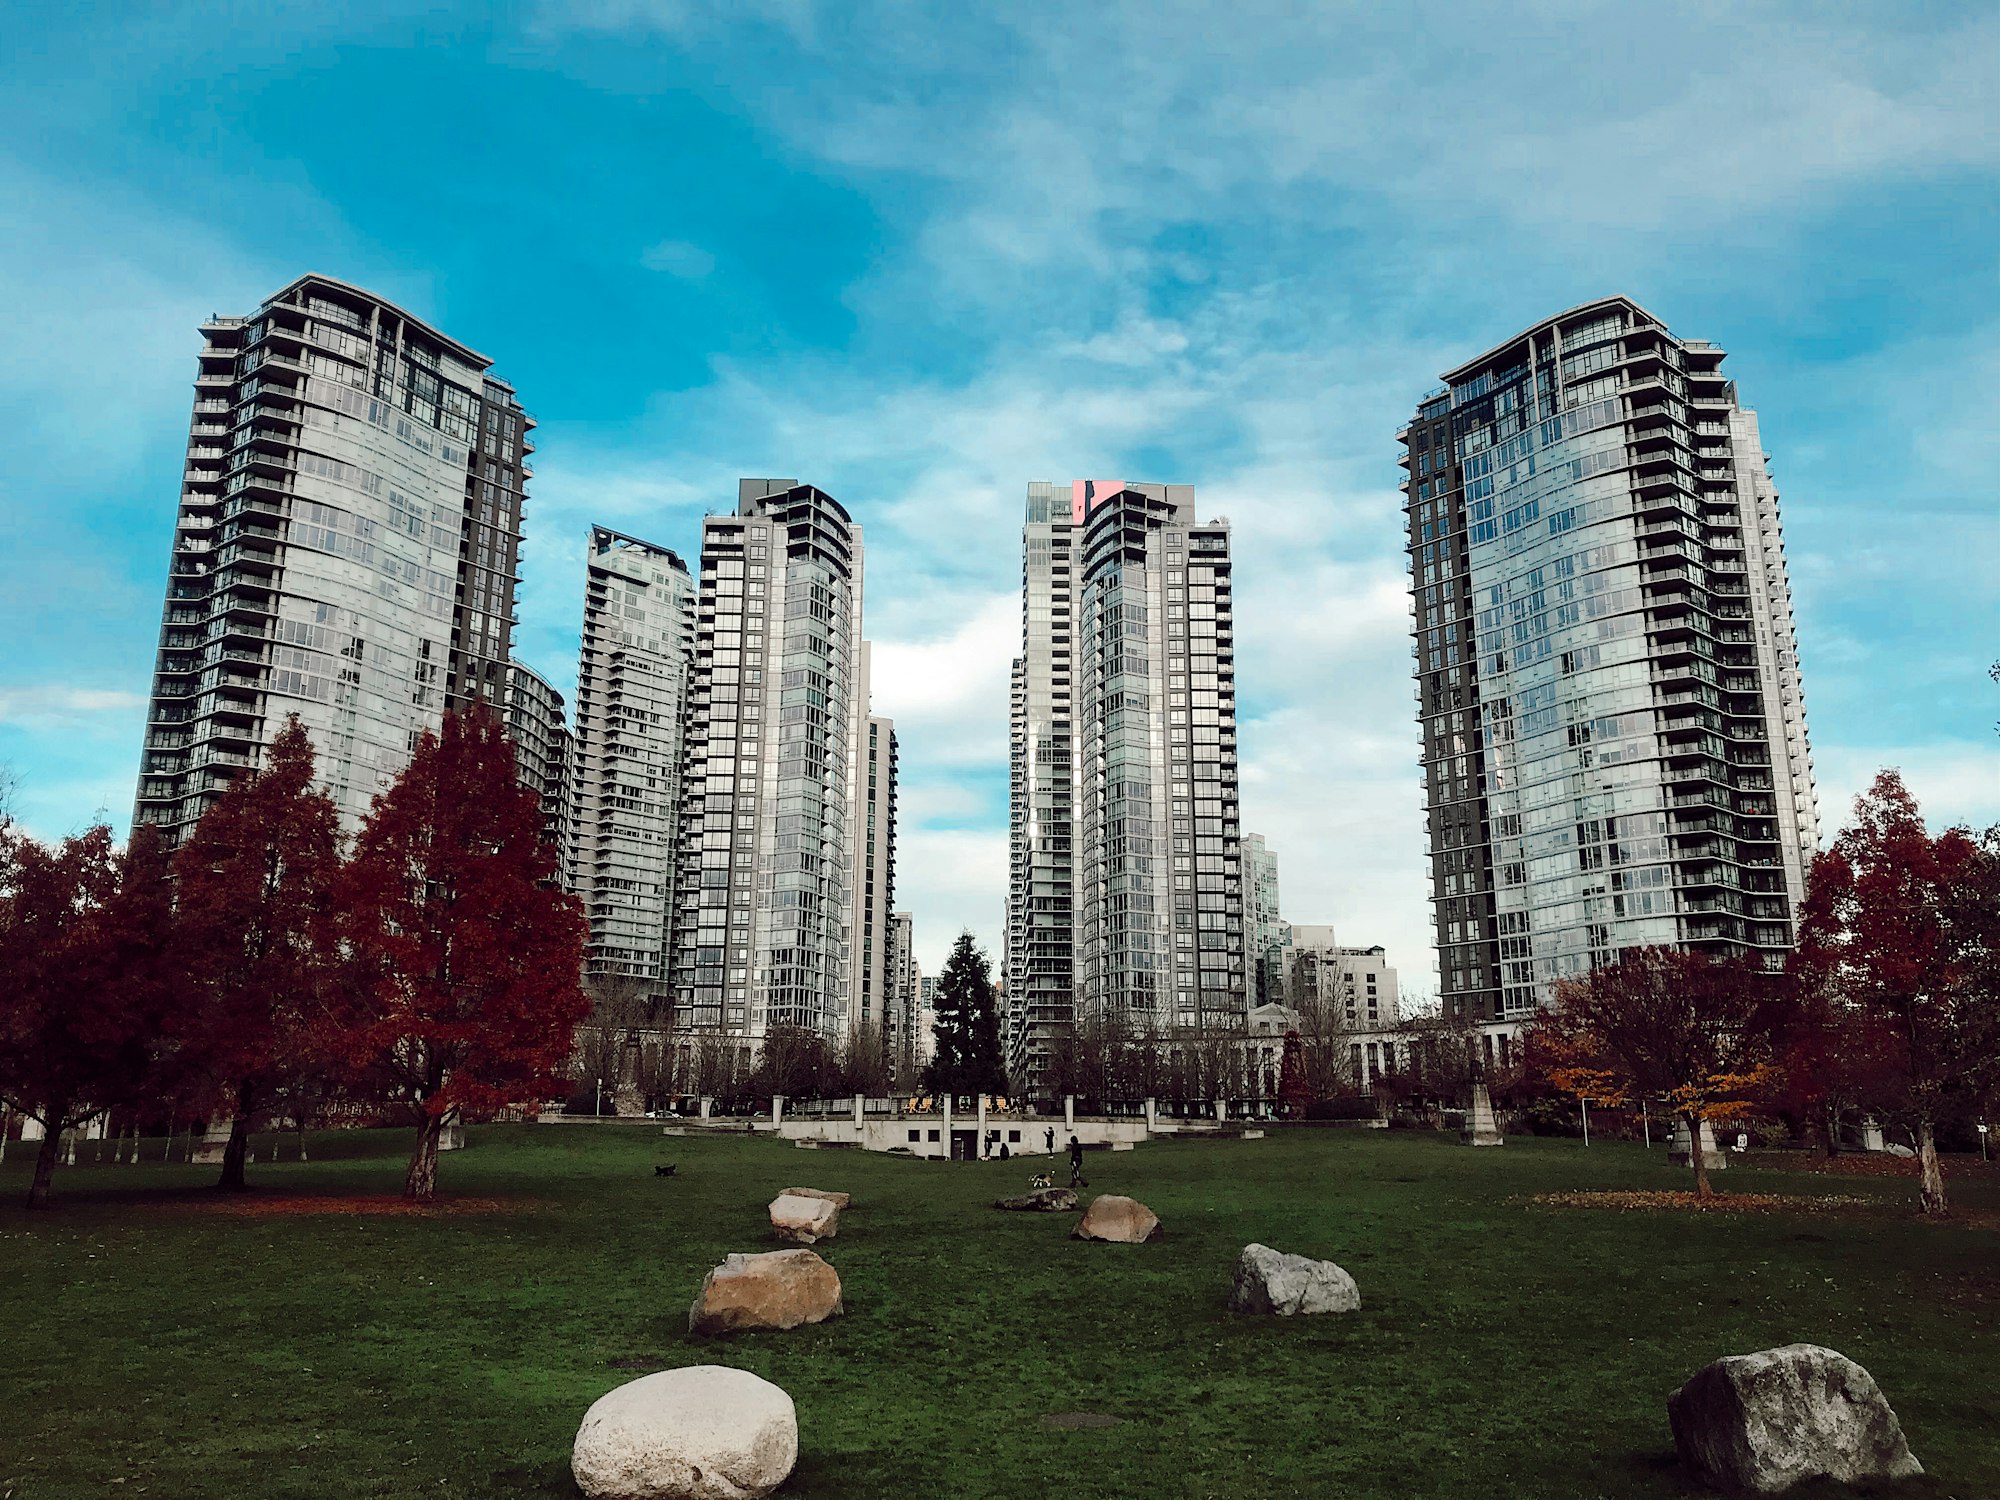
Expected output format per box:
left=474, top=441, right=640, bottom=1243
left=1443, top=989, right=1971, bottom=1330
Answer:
left=1, top=1126, right=1994, bottom=1500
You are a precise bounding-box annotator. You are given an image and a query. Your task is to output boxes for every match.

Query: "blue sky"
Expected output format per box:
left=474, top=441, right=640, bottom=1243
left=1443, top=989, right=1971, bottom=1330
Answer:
left=2, top=2, right=1995, bottom=987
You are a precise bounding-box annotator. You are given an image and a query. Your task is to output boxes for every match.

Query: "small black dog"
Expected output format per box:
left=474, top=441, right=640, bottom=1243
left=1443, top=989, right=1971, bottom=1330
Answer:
left=654, top=1164, right=677, bottom=1178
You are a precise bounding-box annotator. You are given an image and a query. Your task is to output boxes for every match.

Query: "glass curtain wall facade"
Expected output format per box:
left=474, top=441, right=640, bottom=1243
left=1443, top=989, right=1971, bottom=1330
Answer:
left=672, top=481, right=863, bottom=1047
left=566, top=527, right=696, bottom=994
left=504, top=658, right=571, bottom=857
left=1075, top=482, right=1246, bottom=1032
left=1006, top=481, right=1080, bottom=1090
left=1243, top=832, right=1290, bottom=1005
left=1402, top=296, right=1818, bottom=1023
left=136, top=273, right=531, bottom=844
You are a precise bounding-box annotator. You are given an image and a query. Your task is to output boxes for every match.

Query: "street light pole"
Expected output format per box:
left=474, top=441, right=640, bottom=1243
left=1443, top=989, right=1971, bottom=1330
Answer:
left=1581, top=1095, right=1591, bottom=1148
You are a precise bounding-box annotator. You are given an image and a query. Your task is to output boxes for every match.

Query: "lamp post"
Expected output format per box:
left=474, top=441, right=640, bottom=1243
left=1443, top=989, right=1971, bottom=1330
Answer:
left=1980, top=1122, right=1990, bottom=1163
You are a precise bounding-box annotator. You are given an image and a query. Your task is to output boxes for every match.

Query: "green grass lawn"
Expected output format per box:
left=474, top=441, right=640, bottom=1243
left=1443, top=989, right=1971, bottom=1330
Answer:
left=2, top=1125, right=1996, bottom=1500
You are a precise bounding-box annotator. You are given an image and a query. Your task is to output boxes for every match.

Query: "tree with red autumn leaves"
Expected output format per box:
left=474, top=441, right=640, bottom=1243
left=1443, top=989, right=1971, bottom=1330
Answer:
left=1524, top=946, right=1783, bottom=1199
left=338, top=702, right=588, bottom=1201
left=1794, top=770, right=1999, bottom=1215
left=169, top=717, right=344, bottom=1191
left=0, top=824, right=176, bottom=1208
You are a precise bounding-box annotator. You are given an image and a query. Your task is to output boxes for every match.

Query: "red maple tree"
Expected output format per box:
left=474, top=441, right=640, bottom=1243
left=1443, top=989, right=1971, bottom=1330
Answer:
left=1525, top=946, right=1783, bottom=1199
left=1796, top=770, right=1998, bottom=1214
left=169, top=718, right=344, bottom=1190
left=0, top=824, right=175, bottom=1208
left=338, top=702, right=588, bottom=1200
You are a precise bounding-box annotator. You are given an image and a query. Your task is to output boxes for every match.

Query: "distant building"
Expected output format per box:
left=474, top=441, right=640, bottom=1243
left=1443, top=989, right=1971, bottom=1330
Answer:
left=503, top=659, right=570, bottom=857
left=1242, top=833, right=1289, bottom=1006
left=916, top=974, right=939, bottom=1076
left=566, top=526, right=696, bottom=996
left=134, top=273, right=533, bottom=845
left=1280, top=926, right=1402, bottom=1030
left=852, top=704, right=899, bottom=1044
left=886, top=912, right=918, bottom=1086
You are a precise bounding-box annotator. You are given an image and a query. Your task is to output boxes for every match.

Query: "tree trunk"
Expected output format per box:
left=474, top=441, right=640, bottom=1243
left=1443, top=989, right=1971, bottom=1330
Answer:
left=217, top=1083, right=253, bottom=1191
left=27, top=1119, right=66, bottom=1209
left=405, top=1111, right=445, bottom=1202
left=1685, top=1112, right=1714, bottom=1200
left=1917, top=1116, right=1947, bottom=1215
left=218, top=1117, right=249, bottom=1190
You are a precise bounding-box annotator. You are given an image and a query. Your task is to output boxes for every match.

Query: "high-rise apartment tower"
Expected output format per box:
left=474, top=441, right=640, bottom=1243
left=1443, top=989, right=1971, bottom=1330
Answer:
left=1242, top=833, right=1289, bottom=1006
left=886, top=910, right=917, bottom=1086
left=670, top=481, right=865, bottom=1046
left=1005, top=482, right=1080, bottom=1088
left=567, top=527, right=697, bottom=994
left=1401, top=296, right=1817, bottom=1024
left=504, top=658, right=571, bottom=857
left=1074, top=482, right=1245, bottom=1032
left=136, top=274, right=531, bottom=843
left=852, top=710, right=899, bottom=1043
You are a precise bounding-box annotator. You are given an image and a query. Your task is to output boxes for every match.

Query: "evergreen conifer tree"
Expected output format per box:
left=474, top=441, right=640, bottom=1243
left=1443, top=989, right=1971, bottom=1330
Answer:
left=923, top=930, right=1007, bottom=1096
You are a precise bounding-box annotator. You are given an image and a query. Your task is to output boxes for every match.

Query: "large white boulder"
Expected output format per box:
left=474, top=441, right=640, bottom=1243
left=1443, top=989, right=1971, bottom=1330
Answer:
left=1668, top=1343, right=1922, bottom=1494
left=572, top=1365, right=797, bottom=1500
left=768, top=1192, right=840, bottom=1244
left=1227, top=1243, right=1361, bottom=1316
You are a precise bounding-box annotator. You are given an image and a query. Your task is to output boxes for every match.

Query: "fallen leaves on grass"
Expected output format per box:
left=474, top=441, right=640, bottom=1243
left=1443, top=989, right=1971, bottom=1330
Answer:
left=1532, top=1189, right=1875, bottom=1215
left=1738, top=1151, right=1999, bottom=1180
left=165, top=1195, right=527, bottom=1217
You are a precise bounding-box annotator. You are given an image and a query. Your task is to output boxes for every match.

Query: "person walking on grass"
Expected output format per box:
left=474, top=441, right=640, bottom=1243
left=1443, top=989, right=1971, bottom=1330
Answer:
left=1045, top=1126, right=1055, bottom=1155
left=1068, top=1134, right=1086, bottom=1190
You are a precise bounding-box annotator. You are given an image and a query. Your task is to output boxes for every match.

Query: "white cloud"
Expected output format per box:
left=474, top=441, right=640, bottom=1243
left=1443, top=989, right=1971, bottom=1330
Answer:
left=868, top=593, right=1015, bottom=769
left=546, top=3, right=2000, bottom=301
left=640, top=239, right=717, bottom=279
left=1815, top=742, right=2000, bottom=839
left=0, top=685, right=148, bottom=728
left=893, top=828, right=1010, bottom=976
